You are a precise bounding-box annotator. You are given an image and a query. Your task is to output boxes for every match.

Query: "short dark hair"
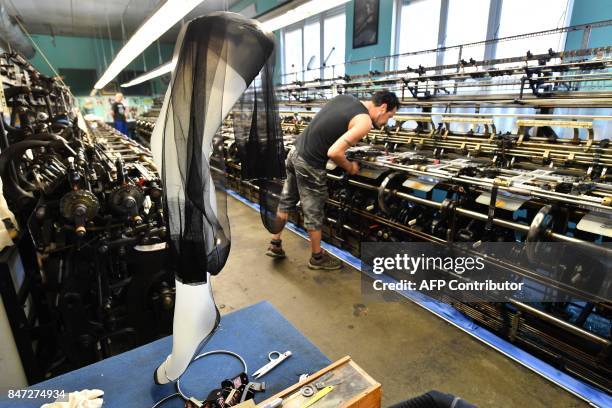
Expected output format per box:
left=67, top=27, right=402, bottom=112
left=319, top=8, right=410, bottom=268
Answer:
left=371, top=90, right=400, bottom=112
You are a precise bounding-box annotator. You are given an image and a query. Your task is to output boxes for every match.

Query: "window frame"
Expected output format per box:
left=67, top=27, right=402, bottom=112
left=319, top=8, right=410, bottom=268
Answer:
left=490, top=0, right=574, bottom=59
left=281, top=23, right=305, bottom=83
left=280, top=5, right=347, bottom=83
left=392, top=0, right=575, bottom=68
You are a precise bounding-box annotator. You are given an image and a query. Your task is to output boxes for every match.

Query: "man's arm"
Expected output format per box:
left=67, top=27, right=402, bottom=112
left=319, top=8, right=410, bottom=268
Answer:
left=327, top=113, right=371, bottom=175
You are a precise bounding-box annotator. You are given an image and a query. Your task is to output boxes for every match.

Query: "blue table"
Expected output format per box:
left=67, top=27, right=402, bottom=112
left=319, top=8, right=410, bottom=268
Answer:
left=0, top=301, right=331, bottom=407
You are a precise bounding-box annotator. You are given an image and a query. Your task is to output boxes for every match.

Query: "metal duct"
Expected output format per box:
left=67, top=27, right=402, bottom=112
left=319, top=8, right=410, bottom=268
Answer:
left=0, top=5, right=35, bottom=59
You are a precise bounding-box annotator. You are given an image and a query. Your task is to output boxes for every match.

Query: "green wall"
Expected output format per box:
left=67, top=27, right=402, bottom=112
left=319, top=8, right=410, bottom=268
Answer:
left=28, top=34, right=174, bottom=95
left=230, top=0, right=279, bottom=14
left=564, top=0, right=612, bottom=50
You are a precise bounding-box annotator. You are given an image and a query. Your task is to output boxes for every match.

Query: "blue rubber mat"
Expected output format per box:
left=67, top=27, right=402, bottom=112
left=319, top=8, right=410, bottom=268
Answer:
left=0, top=301, right=331, bottom=408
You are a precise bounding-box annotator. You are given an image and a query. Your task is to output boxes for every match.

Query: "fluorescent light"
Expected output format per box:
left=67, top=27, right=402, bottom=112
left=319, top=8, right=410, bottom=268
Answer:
left=94, top=0, right=204, bottom=89
left=119, top=0, right=352, bottom=88
left=261, top=0, right=351, bottom=32
left=121, top=61, right=176, bottom=87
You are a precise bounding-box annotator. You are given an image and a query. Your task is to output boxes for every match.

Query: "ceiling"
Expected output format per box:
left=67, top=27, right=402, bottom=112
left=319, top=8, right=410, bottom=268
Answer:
left=3, top=0, right=245, bottom=44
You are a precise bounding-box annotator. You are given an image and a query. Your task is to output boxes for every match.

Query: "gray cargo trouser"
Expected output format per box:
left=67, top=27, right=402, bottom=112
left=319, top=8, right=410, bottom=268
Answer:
left=277, top=147, right=328, bottom=230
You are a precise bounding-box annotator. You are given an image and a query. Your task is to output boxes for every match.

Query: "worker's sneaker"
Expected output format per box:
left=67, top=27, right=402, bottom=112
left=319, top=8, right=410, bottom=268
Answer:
left=308, top=251, right=342, bottom=270
left=266, top=240, right=286, bottom=258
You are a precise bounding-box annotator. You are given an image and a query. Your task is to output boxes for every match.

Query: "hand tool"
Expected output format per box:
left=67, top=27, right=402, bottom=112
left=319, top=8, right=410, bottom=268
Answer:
left=253, top=351, right=292, bottom=379
left=301, top=374, right=344, bottom=397
left=300, top=386, right=334, bottom=408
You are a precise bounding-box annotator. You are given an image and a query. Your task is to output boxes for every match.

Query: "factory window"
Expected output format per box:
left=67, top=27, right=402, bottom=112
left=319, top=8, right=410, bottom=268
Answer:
left=442, top=0, right=490, bottom=64
left=394, top=0, right=573, bottom=69
left=323, top=8, right=346, bottom=79
left=281, top=6, right=346, bottom=83
left=303, top=18, right=321, bottom=81
left=395, top=0, right=442, bottom=71
left=494, top=0, right=572, bottom=58
left=283, top=25, right=304, bottom=83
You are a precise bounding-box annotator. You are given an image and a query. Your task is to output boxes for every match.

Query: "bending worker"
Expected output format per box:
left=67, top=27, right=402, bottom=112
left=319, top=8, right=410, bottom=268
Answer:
left=267, top=90, right=399, bottom=270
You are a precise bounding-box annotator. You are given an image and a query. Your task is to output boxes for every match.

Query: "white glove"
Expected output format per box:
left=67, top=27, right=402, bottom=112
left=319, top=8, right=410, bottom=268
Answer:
left=40, top=389, right=104, bottom=408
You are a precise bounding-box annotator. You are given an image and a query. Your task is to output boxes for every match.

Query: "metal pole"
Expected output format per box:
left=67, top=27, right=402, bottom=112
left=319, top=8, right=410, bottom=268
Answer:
left=581, top=25, right=592, bottom=49
left=106, top=15, right=114, bottom=57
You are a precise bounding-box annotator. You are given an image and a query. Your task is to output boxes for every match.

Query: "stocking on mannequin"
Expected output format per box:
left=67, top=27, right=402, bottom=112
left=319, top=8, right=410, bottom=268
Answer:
left=149, top=12, right=278, bottom=385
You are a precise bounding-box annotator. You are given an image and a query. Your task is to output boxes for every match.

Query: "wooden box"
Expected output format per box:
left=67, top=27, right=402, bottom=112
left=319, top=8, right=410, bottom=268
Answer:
left=257, top=356, right=381, bottom=408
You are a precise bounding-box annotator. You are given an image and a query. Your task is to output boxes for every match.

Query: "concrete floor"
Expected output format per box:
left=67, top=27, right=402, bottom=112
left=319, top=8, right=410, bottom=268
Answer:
left=214, top=196, right=587, bottom=408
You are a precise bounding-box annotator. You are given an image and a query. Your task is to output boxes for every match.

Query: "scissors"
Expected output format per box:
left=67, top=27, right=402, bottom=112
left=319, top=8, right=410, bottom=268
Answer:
left=253, top=350, right=292, bottom=379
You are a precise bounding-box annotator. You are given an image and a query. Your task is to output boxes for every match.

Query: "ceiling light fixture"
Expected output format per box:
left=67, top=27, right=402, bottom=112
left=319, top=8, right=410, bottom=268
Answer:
left=260, top=0, right=351, bottom=32
left=94, top=0, right=204, bottom=90
left=121, top=61, right=175, bottom=88
left=120, top=0, right=351, bottom=87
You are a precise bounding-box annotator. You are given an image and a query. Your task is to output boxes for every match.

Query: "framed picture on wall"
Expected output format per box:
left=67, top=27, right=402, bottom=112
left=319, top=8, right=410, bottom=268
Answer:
left=353, top=0, right=379, bottom=48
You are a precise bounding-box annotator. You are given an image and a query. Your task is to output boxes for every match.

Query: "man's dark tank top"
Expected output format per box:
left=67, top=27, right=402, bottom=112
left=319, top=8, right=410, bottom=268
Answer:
left=294, top=94, right=369, bottom=169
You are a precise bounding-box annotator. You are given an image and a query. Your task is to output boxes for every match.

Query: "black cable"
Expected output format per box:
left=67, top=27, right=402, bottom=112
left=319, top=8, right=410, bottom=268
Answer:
left=150, top=350, right=247, bottom=408
left=150, top=393, right=181, bottom=408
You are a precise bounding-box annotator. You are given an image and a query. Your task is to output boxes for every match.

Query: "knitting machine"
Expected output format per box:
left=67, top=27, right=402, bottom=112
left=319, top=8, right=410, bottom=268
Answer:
left=0, top=52, right=173, bottom=381
left=220, top=40, right=612, bottom=396
left=134, top=97, right=162, bottom=146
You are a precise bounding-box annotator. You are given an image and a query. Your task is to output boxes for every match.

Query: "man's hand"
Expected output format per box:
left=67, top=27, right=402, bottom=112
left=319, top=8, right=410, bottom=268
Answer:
left=327, top=113, right=371, bottom=175
left=346, top=161, right=360, bottom=175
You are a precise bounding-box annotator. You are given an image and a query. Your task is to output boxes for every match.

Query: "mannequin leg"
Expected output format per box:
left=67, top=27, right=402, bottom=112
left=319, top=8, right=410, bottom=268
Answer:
left=154, top=278, right=219, bottom=384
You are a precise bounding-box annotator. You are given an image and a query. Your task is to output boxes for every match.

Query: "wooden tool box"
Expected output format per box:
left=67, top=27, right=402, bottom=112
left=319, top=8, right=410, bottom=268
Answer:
left=257, top=356, right=381, bottom=408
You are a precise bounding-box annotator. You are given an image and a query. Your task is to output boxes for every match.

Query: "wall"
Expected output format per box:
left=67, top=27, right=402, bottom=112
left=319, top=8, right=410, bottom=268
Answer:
left=564, top=0, right=612, bottom=50
left=345, top=0, right=395, bottom=75
left=231, top=0, right=279, bottom=14
left=28, top=34, right=174, bottom=95
left=235, top=0, right=612, bottom=79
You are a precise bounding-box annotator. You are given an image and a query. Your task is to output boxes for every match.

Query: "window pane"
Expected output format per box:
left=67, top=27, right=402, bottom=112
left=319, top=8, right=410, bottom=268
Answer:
left=304, top=18, right=321, bottom=81
left=443, top=0, right=489, bottom=64
left=495, top=0, right=571, bottom=58
left=283, top=26, right=303, bottom=83
left=323, top=11, right=346, bottom=78
left=397, top=0, right=441, bottom=70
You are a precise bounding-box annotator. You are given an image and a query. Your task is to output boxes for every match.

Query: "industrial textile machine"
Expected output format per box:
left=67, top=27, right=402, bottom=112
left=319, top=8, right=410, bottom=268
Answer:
left=214, top=38, right=612, bottom=394
left=0, top=52, right=173, bottom=382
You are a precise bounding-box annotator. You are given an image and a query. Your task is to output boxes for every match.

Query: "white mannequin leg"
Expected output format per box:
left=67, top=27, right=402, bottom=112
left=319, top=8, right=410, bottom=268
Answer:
left=154, top=278, right=218, bottom=384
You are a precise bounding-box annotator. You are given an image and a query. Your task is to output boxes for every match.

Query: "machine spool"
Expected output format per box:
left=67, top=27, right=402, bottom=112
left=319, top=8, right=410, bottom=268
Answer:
left=377, top=171, right=405, bottom=216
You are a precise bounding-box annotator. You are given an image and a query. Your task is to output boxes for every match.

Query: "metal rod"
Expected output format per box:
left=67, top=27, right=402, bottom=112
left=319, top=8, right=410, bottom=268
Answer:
left=510, top=299, right=610, bottom=346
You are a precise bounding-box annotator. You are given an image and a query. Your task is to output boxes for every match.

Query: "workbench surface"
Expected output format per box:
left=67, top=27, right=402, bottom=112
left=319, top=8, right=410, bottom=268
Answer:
left=0, top=301, right=331, bottom=407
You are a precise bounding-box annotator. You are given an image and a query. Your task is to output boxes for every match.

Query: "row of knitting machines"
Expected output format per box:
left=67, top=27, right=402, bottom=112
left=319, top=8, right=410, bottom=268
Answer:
left=0, top=52, right=172, bottom=384
left=140, top=45, right=612, bottom=396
